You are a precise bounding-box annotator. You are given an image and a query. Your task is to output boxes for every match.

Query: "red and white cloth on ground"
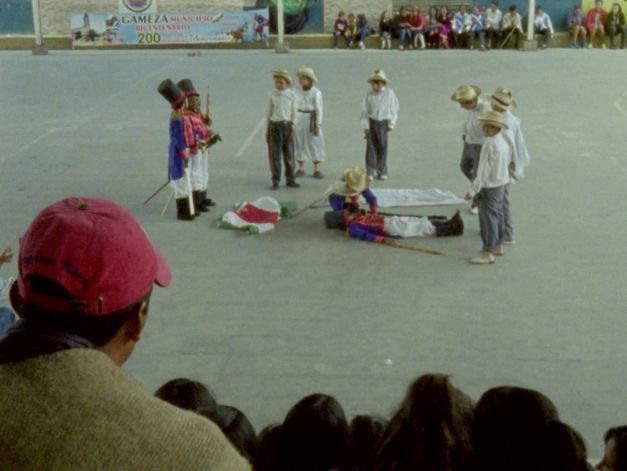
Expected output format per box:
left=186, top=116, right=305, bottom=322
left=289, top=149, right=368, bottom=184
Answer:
left=218, top=197, right=281, bottom=234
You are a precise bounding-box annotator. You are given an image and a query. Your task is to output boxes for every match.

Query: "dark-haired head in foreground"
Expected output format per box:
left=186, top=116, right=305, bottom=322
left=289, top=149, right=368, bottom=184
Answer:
left=203, top=404, right=257, bottom=462
left=155, top=378, right=217, bottom=414
left=350, top=415, right=388, bottom=471
left=254, top=424, right=282, bottom=471
left=373, top=373, right=475, bottom=471
left=278, top=393, right=350, bottom=471
left=597, top=426, right=627, bottom=471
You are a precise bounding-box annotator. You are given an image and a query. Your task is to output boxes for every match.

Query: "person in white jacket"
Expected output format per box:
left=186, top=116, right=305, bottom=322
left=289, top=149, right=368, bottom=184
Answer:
left=534, top=5, right=554, bottom=48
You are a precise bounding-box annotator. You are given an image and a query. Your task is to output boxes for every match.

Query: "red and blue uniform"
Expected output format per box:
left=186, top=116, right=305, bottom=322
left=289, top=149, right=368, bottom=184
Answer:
left=168, top=110, right=187, bottom=181
left=329, top=189, right=385, bottom=243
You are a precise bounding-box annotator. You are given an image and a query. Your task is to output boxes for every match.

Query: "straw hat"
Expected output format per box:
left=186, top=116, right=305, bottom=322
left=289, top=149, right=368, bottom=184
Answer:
left=367, top=70, right=390, bottom=84
left=272, top=69, right=292, bottom=85
left=450, top=84, right=482, bottom=102
left=490, top=88, right=517, bottom=111
left=296, top=66, right=318, bottom=84
left=477, top=110, right=508, bottom=129
left=325, top=167, right=369, bottom=196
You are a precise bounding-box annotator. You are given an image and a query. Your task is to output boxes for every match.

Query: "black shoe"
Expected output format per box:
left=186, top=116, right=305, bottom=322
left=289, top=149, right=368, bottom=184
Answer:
left=434, top=210, right=464, bottom=237
left=176, top=198, right=195, bottom=221
left=200, top=190, right=215, bottom=206
left=271, top=183, right=279, bottom=191
left=286, top=181, right=300, bottom=188
left=193, top=191, right=209, bottom=213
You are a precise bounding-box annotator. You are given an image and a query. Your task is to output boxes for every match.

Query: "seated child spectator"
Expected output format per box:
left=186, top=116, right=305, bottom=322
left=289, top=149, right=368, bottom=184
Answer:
left=394, top=7, right=413, bottom=50
left=332, top=11, right=350, bottom=48
left=587, top=0, right=608, bottom=48
left=437, top=6, right=453, bottom=48
left=373, top=374, right=475, bottom=471
left=534, top=5, right=554, bottom=48
left=155, top=378, right=217, bottom=414
left=469, top=5, right=486, bottom=50
left=379, top=10, right=393, bottom=49
left=349, top=415, right=388, bottom=471
left=409, top=7, right=426, bottom=49
left=484, top=1, right=503, bottom=49
left=347, top=13, right=358, bottom=48
left=202, top=405, right=258, bottom=463
left=355, top=13, right=372, bottom=50
left=605, top=3, right=626, bottom=49
left=452, top=5, right=472, bottom=48
left=568, top=5, right=588, bottom=48
left=597, top=425, right=627, bottom=471
left=502, top=5, right=523, bottom=49
left=425, top=6, right=440, bottom=48
left=277, top=393, right=350, bottom=471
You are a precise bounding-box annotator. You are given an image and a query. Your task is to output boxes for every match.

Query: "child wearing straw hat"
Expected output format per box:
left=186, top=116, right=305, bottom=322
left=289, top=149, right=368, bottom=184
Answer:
left=489, top=87, right=530, bottom=245
left=266, top=69, right=299, bottom=190
left=325, top=167, right=378, bottom=214
left=294, top=67, right=326, bottom=179
left=360, top=70, right=399, bottom=181
left=451, top=84, right=491, bottom=214
left=464, top=110, right=511, bottom=264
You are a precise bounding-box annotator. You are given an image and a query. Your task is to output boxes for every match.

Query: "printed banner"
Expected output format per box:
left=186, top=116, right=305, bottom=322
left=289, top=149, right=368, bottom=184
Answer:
left=71, top=9, right=270, bottom=47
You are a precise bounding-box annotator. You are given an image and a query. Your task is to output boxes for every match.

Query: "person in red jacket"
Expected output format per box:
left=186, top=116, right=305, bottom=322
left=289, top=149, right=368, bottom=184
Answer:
left=587, top=0, right=608, bottom=48
left=177, top=79, right=221, bottom=213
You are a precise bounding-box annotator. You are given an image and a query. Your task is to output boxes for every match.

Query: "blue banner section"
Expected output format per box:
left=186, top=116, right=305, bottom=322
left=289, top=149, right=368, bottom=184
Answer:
left=0, top=0, right=34, bottom=34
left=71, top=9, right=269, bottom=46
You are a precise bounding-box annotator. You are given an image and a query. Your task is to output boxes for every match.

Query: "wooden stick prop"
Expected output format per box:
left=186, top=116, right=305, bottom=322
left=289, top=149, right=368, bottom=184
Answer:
left=287, top=195, right=328, bottom=219
left=161, top=191, right=174, bottom=217
left=383, top=238, right=444, bottom=256
left=143, top=180, right=170, bottom=206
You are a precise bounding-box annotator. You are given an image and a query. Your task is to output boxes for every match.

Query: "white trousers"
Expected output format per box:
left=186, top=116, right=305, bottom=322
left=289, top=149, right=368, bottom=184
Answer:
left=170, top=176, right=190, bottom=199
left=190, top=150, right=209, bottom=191
left=384, top=216, right=435, bottom=238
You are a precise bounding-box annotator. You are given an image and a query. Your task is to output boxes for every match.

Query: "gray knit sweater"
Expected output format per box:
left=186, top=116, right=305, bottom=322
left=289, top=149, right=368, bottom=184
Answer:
left=0, top=349, right=251, bottom=470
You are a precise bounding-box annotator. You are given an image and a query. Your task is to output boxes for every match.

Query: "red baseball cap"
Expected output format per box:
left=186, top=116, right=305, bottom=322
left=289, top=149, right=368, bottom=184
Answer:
left=13, top=197, right=171, bottom=316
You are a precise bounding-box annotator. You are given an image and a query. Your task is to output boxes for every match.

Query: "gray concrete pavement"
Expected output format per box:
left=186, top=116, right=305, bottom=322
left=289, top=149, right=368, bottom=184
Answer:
left=1, top=48, right=625, bottom=458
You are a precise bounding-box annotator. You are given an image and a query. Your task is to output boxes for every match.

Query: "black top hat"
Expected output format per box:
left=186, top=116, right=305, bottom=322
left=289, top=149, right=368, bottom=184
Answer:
left=158, top=79, right=185, bottom=109
left=177, top=78, right=199, bottom=97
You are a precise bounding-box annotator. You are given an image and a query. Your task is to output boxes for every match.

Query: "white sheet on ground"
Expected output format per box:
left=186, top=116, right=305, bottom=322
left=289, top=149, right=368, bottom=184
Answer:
left=364, top=188, right=466, bottom=207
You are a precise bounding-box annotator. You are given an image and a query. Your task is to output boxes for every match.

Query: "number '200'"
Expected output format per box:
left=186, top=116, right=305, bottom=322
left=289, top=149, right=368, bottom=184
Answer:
left=138, top=33, right=161, bottom=44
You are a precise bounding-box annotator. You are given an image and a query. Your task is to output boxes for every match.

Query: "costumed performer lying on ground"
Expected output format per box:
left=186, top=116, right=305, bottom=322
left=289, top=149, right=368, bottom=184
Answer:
left=324, top=167, right=464, bottom=243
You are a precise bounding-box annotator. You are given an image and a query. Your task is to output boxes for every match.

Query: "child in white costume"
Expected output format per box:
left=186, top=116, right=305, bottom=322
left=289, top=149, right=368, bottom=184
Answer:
left=294, top=67, right=326, bottom=179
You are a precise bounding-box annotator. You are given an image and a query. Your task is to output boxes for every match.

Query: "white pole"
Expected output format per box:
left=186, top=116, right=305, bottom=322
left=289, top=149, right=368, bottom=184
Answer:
left=274, top=0, right=289, bottom=52
left=277, top=0, right=285, bottom=48
left=31, top=0, right=47, bottom=54
left=526, top=0, right=536, bottom=41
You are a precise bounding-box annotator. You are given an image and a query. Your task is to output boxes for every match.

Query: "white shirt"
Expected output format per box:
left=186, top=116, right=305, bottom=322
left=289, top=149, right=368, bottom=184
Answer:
left=463, top=97, right=491, bottom=145
left=295, top=86, right=323, bottom=126
left=473, top=132, right=511, bottom=192
left=502, top=12, right=522, bottom=30
left=501, top=111, right=530, bottom=180
left=360, top=88, right=399, bottom=129
left=485, top=8, right=503, bottom=30
left=534, top=12, right=554, bottom=33
left=267, top=88, right=296, bottom=123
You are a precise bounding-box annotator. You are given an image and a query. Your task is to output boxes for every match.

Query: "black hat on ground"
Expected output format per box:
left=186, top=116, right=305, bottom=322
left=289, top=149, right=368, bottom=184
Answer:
left=324, top=211, right=346, bottom=230
left=158, top=79, right=186, bottom=109
left=177, top=78, right=199, bottom=97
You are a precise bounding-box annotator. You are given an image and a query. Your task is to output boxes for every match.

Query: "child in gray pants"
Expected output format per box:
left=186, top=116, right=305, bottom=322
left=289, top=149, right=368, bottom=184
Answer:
left=465, top=110, right=511, bottom=265
left=360, top=70, right=399, bottom=181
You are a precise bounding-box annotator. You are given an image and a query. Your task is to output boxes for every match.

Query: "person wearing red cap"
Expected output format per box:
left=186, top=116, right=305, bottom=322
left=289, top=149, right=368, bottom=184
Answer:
left=0, top=197, right=250, bottom=470
left=158, top=78, right=195, bottom=221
